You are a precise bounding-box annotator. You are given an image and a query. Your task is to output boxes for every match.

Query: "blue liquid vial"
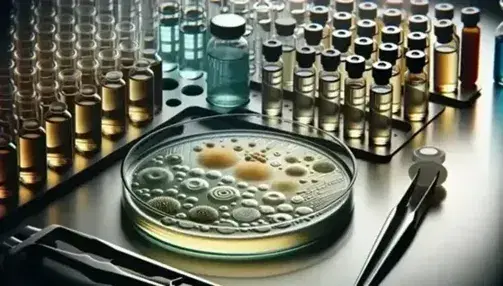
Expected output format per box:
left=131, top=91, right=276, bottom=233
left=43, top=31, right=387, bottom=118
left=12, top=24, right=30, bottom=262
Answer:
left=494, top=7, right=503, bottom=85
left=179, top=0, right=207, bottom=81
left=206, top=14, right=250, bottom=108
left=159, top=0, right=180, bottom=79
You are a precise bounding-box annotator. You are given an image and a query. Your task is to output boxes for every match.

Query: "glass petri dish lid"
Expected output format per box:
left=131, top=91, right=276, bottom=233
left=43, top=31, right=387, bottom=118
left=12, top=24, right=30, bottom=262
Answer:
left=121, top=113, right=357, bottom=259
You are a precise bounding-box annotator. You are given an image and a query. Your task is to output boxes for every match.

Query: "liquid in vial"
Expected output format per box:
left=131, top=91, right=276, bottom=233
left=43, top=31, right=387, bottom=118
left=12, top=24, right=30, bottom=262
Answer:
left=379, top=43, right=401, bottom=114
left=101, top=71, right=126, bottom=139
left=0, top=133, right=17, bottom=195
left=332, top=29, right=352, bottom=97
left=261, top=40, right=283, bottom=117
left=318, top=49, right=341, bottom=132
left=404, top=50, right=429, bottom=121
left=343, top=55, right=366, bottom=139
left=304, top=23, right=324, bottom=92
left=460, top=7, right=481, bottom=89
left=293, top=46, right=316, bottom=124
left=381, top=26, right=405, bottom=86
left=128, top=60, right=154, bottom=126
left=75, top=85, right=102, bottom=155
left=369, top=61, right=393, bottom=146
left=143, top=51, right=163, bottom=114
left=434, top=20, right=459, bottom=94
left=354, top=37, right=373, bottom=103
left=407, top=32, right=430, bottom=82
left=45, top=102, right=73, bottom=170
left=18, top=120, right=47, bottom=186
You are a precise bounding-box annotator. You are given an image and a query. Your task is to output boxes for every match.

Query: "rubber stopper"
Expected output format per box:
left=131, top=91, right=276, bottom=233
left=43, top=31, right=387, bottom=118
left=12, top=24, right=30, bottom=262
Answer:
left=413, top=146, right=446, bottom=164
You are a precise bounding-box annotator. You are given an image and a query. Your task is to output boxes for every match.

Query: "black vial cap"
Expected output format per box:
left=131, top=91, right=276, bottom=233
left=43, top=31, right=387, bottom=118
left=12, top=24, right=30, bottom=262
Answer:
left=275, top=17, right=296, bottom=36
left=461, top=7, right=480, bottom=27
left=383, top=8, right=402, bottom=27
left=354, top=37, right=373, bottom=60
left=313, top=0, right=330, bottom=7
left=321, top=49, right=341, bottom=71
left=434, top=19, right=454, bottom=43
left=378, top=43, right=398, bottom=64
left=310, top=6, right=330, bottom=25
left=210, top=14, right=246, bottom=40
left=435, top=3, right=454, bottom=20
left=357, top=19, right=376, bottom=38
left=304, top=23, right=323, bottom=45
left=358, top=2, right=378, bottom=20
left=332, top=29, right=352, bottom=53
left=262, top=39, right=283, bottom=62
left=335, top=0, right=354, bottom=13
left=381, top=26, right=402, bottom=45
left=411, top=0, right=429, bottom=16
left=407, top=32, right=428, bottom=50
left=346, top=55, right=366, bottom=78
left=296, top=46, right=316, bottom=68
left=333, top=12, right=353, bottom=30
left=408, top=15, right=429, bottom=33
left=372, top=61, right=393, bottom=85
left=406, top=50, right=426, bottom=73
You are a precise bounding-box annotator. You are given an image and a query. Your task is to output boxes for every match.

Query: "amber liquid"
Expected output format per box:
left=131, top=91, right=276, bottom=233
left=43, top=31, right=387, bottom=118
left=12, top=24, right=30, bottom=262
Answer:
left=390, top=67, right=402, bottom=113
left=128, top=74, right=154, bottom=126
left=343, top=82, right=366, bottom=139
left=0, top=138, right=17, bottom=196
left=18, top=130, right=47, bottom=185
left=75, top=96, right=102, bottom=155
left=369, top=86, right=392, bottom=146
left=404, top=76, right=429, bottom=121
left=59, top=87, right=79, bottom=118
left=434, top=45, right=458, bottom=94
left=46, top=115, right=73, bottom=170
left=101, top=81, right=126, bottom=139
left=460, top=27, right=480, bottom=88
left=150, top=60, right=163, bottom=114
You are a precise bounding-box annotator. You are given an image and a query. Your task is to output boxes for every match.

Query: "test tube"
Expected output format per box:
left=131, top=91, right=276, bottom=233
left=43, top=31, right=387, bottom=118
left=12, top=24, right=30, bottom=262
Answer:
left=56, top=49, right=78, bottom=72
left=14, top=90, right=40, bottom=130
left=18, top=119, right=47, bottom=186
left=116, top=21, right=137, bottom=46
left=369, top=61, right=393, bottom=146
left=178, top=23, right=206, bottom=81
left=95, top=30, right=117, bottom=52
left=55, top=32, right=77, bottom=51
left=34, top=23, right=56, bottom=45
left=98, top=49, right=120, bottom=81
left=343, top=55, right=366, bottom=139
left=96, top=0, right=114, bottom=16
left=58, top=69, right=82, bottom=118
left=293, top=46, right=316, bottom=124
left=75, top=23, right=97, bottom=41
left=231, top=0, right=254, bottom=75
left=128, top=59, right=154, bottom=126
left=76, top=5, right=97, bottom=25
left=45, top=101, right=73, bottom=171
left=77, top=58, right=100, bottom=86
left=96, top=15, right=116, bottom=33
left=275, top=17, right=296, bottom=91
left=404, top=50, right=429, bottom=122
left=57, top=0, right=76, bottom=16
left=261, top=40, right=283, bottom=117
left=318, top=49, right=341, bottom=132
left=55, top=14, right=76, bottom=33
left=14, top=67, right=36, bottom=94
left=159, top=0, right=181, bottom=77
left=36, top=60, right=58, bottom=84
left=101, top=71, right=126, bottom=139
left=76, top=39, right=97, bottom=59
left=460, top=7, right=481, bottom=89
left=75, top=85, right=102, bottom=156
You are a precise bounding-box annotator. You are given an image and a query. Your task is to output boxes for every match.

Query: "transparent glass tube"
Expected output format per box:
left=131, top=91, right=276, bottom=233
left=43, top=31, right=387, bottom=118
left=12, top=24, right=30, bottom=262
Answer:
left=116, top=21, right=137, bottom=45
left=118, top=0, right=139, bottom=24
left=15, top=90, right=40, bottom=126
left=75, top=23, right=97, bottom=41
left=96, top=0, right=114, bottom=16
left=231, top=0, right=254, bottom=75
left=101, top=71, right=126, bottom=139
left=55, top=32, right=77, bottom=51
left=56, top=49, right=78, bottom=72
left=45, top=101, right=74, bottom=170
left=179, top=22, right=206, bottom=81
left=128, top=59, right=154, bottom=126
left=34, top=6, right=56, bottom=24
left=55, top=14, right=76, bottom=33
left=76, top=39, right=98, bottom=59
left=75, top=85, right=102, bottom=156
left=181, top=0, right=206, bottom=27
left=77, top=58, right=100, bottom=86
left=36, top=60, right=58, bottom=84
left=96, top=14, right=116, bottom=33
left=34, top=23, right=56, bottom=44
left=254, top=1, right=272, bottom=62
left=58, top=69, right=82, bottom=117
left=159, top=0, right=181, bottom=75
left=18, top=119, right=47, bottom=186
left=13, top=50, right=36, bottom=70
left=14, top=67, right=36, bottom=94
left=98, top=49, right=120, bottom=80
left=13, top=31, right=36, bottom=52
left=57, top=0, right=76, bottom=16
left=36, top=81, right=59, bottom=116
left=95, top=30, right=117, bottom=52
left=76, top=5, right=97, bottom=24
left=119, top=40, right=139, bottom=67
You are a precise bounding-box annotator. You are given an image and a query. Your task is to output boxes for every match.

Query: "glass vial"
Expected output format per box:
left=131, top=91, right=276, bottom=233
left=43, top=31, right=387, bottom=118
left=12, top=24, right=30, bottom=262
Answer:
left=142, top=50, right=163, bottom=115
left=304, top=23, right=323, bottom=91
left=101, top=71, right=126, bottom=139
left=288, top=0, right=307, bottom=26
left=460, top=7, right=480, bottom=89
left=77, top=58, right=100, bottom=86
left=97, top=49, right=120, bottom=82
left=407, top=32, right=430, bottom=86
left=18, top=119, right=47, bottom=186
left=381, top=26, right=405, bottom=85
left=409, top=12, right=430, bottom=36
left=261, top=40, right=283, bottom=117
left=434, top=20, right=459, bottom=94
left=95, top=31, right=117, bottom=52
left=343, top=55, right=366, bottom=139
left=230, top=0, right=254, bottom=76
left=435, top=3, right=459, bottom=45
left=128, top=59, right=154, bottom=126
left=357, top=2, right=378, bottom=41
left=357, top=19, right=378, bottom=61
left=253, top=0, right=272, bottom=72
left=14, top=90, right=40, bottom=131
left=293, top=46, right=316, bottom=124
left=159, top=0, right=181, bottom=78
left=206, top=14, right=250, bottom=108
left=178, top=19, right=207, bottom=81
left=309, top=6, right=331, bottom=49
left=275, top=17, right=296, bottom=92
left=75, top=85, right=102, bottom=156
left=354, top=37, right=373, bottom=103
left=369, top=61, right=393, bottom=146
left=0, top=131, right=17, bottom=194
left=379, top=43, right=401, bottom=114
left=58, top=69, right=82, bottom=118
left=332, top=29, right=352, bottom=96
left=45, top=102, right=73, bottom=170
left=318, top=49, right=341, bottom=132
left=333, top=12, right=355, bottom=50
left=404, top=50, right=429, bottom=122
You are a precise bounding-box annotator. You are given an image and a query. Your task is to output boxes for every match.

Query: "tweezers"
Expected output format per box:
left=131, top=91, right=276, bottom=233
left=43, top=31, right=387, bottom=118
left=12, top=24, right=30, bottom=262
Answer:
left=354, top=169, right=441, bottom=286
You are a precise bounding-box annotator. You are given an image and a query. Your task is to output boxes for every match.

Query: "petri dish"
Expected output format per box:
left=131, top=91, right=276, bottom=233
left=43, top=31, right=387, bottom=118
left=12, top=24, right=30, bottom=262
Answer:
left=121, top=114, right=357, bottom=260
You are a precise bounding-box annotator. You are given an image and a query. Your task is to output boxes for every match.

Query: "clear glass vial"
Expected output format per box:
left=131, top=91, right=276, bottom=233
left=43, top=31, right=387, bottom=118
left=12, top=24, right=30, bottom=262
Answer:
left=379, top=43, right=401, bottom=114
left=404, top=50, right=429, bottom=122
left=261, top=40, right=283, bottom=117
left=206, top=14, right=250, bottom=108
left=275, top=17, right=297, bottom=91
left=354, top=37, right=374, bottom=103
left=18, top=119, right=47, bottom=186
left=343, top=55, right=366, bottom=139
left=309, top=6, right=331, bottom=49
left=332, top=29, right=352, bottom=96
left=128, top=59, right=155, bottom=126
left=293, top=46, right=316, bottom=124
left=101, top=71, right=126, bottom=139
left=433, top=19, right=459, bottom=94
left=75, top=85, right=102, bottom=156
left=318, top=49, right=341, bottom=132
left=369, top=61, right=393, bottom=146
left=495, top=3, right=503, bottom=85
left=460, top=7, right=480, bottom=89
left=303, top=23, right=324, bottom=90
left=57, top=69, right=82, bottom=118
left=45, top=101, right=73, bottom=171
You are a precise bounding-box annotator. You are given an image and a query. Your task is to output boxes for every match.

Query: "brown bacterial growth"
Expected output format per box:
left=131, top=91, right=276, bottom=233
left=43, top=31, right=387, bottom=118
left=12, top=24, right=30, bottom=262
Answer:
left=197, top=147, right=238, bottom=169
left=101, top=71, right=126, bottom=139
left=75, top=86, right=102, bottom=155
left=285, top=164, right=308, bottom=177
left=234, top=161, right=272, bottom=181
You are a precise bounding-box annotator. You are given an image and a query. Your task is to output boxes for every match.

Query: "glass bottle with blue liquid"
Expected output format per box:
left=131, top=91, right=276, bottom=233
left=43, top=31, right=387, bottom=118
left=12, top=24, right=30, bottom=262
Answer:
left=206, top=14, right=250, bottom=108
left=494, top=0, right=503, bottom=85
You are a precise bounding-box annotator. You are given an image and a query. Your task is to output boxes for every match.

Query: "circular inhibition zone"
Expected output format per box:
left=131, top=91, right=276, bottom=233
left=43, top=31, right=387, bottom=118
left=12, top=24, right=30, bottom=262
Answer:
left=122, top=114, right=356, bottom=260
left=182, top=84, right=204, bottom=96
left=166, top=98, right=182, bottom=107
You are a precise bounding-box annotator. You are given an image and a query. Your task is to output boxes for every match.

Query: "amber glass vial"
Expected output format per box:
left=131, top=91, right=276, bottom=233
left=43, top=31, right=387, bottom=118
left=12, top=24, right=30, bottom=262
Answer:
left=101, top=71, right=126, bottom=139
left=75, top=85, right=102, bottom=156
left=18, top=120, right=47, bottom=186
left=128, top=60, right=154, bottom=126
left=460, top=7, right=481, bottom=89
left=45, top=102, right=73, bottom=170
left=404, top=50, right=429, bottom=121
left=0, top=132, right=17, bottom=196
left=434, top=20, right=459, bottom=94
